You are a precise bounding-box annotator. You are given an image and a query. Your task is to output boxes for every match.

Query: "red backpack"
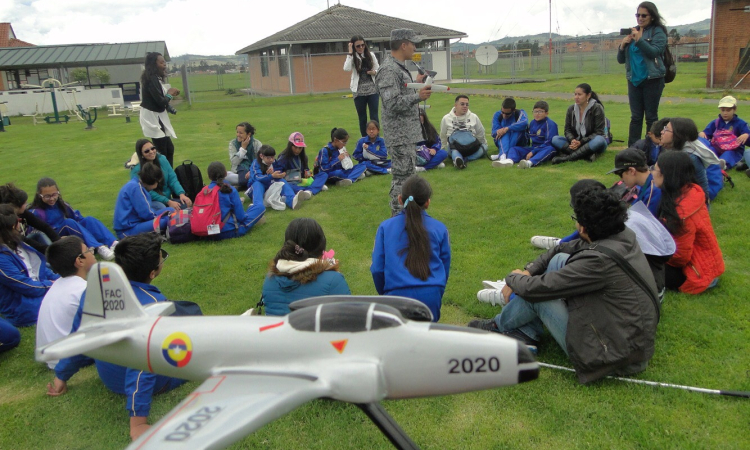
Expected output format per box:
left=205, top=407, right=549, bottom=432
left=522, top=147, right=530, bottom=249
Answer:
left=190, top=185, right=226, bottom=236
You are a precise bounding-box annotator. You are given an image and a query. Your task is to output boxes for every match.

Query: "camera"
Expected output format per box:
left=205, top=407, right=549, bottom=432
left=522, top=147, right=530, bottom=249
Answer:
left=166, top=103, right=177, bottom=115
left=620, top=28, right=632, bottom=35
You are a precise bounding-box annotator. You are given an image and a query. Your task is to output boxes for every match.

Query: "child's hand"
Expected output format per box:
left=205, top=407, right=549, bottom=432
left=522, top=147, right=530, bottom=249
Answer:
left=266, top=166, right=274, bottom=174
left=272, top=171, right=285, bottom=179
left=526, top=152, right=533, bottom=160
left=338, top=153, right=347, bottom=161
left=737, top=133, right=749, bottom=145
left=363, top=143, right=369, bottom=151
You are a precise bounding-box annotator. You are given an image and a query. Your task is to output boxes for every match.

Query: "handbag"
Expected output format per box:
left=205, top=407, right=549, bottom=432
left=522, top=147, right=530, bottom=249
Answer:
left=449, top=129, right=481, bottom=157
left=263, top=182, right=287, bottom=211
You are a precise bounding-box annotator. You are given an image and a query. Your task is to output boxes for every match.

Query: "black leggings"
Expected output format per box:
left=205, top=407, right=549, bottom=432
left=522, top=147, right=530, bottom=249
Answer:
left=664, top=264, right=687, bottom=291
left=153, top=136, right=175, bottom=167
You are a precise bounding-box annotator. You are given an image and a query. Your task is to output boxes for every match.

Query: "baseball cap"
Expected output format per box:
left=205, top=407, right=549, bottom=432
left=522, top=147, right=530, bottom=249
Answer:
left=606, top=148, right=647, bottom=174
left=288, top=132, right=306, bottom=147
left=390, top=28, right=423, bottom=44
left=718, top=96, right=737, bottom=108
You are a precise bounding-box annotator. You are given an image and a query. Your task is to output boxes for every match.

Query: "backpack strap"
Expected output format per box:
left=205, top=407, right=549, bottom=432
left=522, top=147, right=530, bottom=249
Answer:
left=572, top=244, right=660, bottom=323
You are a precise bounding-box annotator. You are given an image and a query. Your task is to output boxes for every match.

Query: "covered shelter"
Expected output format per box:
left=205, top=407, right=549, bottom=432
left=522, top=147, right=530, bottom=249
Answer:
left=236, top=4, right=467, bottom=94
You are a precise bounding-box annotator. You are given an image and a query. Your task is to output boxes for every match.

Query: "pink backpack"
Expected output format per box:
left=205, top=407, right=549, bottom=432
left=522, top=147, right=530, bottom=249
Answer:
left=190, top=185, right=225, bottom=236
left=710, top=119, right=741, bottom=154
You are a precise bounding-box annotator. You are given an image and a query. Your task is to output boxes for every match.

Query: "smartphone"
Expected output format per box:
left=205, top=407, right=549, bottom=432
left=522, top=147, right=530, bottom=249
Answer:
left=620, top=28, right=633, bottom=35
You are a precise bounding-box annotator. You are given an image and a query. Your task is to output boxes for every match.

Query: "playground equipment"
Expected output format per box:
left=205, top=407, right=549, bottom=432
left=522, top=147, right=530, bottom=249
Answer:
left=77, top=104, right=98, bottom=130
left=21, top=78, right=79, bottom=124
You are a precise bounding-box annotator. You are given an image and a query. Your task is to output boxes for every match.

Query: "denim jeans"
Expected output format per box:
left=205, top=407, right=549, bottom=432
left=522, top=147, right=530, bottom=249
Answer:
left=451, top=144, right=487, bottom=163
left=493, top=253, right=570, bottom=353
left=627, top=77, right=665, bottom=146
left=552, top=135, right=607, bottom=154
left=353, top=94, right=379, bottom=137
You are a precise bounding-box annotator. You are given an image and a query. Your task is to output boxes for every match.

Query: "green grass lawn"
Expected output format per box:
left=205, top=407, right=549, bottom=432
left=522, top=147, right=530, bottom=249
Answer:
left=0, top=88, right=748, bottom=449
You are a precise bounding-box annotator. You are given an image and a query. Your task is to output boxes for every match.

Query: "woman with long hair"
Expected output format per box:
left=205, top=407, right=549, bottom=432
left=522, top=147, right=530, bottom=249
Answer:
left=343, top=36, right=380, bottom=137
left=140, top=52, right=179, bottom=167
left=551, top=83, right=608, bottom=164
left=652, top=151, right=724, bottom=293
left=262, top=218, right=350, bottom=316
left=130, top=138, right=192, bottom=210
left=0, top=204, right=57, bottom=327
left=371, top=175, right=451, bottom=321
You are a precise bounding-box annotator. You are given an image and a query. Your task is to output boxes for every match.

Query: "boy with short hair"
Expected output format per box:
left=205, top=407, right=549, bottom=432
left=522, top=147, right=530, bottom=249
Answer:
left=607, top=148, right=661, bottom=217
left=490, top=97, right=528, bottom=163
left=699, top=95, right=750, bottom=169
left=36, top=236, right=96, bottom=369
left=494, top=101, right=558, bottom=169
left=633, top=117, right=669, bottom=166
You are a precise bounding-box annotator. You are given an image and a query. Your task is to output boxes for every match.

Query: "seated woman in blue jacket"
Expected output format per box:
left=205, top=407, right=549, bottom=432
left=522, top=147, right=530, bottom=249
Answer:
left=129, top=139, right=193, bottom=211
left=262, top=218, right=350, bottom=316
left=248, top=145, right=310, bottom=210
left=352, top=120, right=391, bottom=175
left=0, top=204, right=58, bottom=327
left=114, top=162, right=172, bottom=239
left=416, top=109, right=448, bottom=171
left=371, top=175, right=451, bottom=322
left=200, top=162, right=265, bottom=240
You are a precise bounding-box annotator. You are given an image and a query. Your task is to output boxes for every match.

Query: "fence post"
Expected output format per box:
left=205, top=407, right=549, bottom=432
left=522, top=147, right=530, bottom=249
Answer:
left=180, top=65, right=191, bottom=105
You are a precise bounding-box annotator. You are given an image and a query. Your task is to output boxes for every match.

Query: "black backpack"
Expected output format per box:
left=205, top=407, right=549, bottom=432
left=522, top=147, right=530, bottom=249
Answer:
left=174, top=160, right=204, bottom=202
left=663, top=44, right=676, bottom=83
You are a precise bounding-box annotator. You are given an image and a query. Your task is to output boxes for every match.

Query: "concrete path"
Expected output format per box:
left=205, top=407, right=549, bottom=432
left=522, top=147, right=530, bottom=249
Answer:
left=446, top=87, right=725, bottom=105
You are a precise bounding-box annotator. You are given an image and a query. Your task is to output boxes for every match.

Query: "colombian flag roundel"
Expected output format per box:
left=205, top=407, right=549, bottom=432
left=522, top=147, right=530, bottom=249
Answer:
left=162, top=332, right=193, bottom=368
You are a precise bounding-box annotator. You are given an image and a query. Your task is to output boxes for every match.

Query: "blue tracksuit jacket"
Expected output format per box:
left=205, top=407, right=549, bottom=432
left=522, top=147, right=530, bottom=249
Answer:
left=113, top=179, right=162, bottom=237
left=491, top=109, right=528, bottom=152
left=0, top=243, right=57, bottom=326
left=353, top=136, right=391, bottom=173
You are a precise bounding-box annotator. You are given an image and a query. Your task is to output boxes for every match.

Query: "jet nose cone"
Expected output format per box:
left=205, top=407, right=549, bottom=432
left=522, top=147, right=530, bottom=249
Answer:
left=516, top=341, right=539, bottom=384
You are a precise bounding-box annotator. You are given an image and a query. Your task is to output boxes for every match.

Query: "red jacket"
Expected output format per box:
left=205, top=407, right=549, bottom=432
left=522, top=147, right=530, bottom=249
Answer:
left=667, top=184, right=725, bottom=294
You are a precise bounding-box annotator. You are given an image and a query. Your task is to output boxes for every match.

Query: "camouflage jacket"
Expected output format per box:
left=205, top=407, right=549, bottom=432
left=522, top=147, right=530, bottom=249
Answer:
left=375, top=56, right=423, bottom=147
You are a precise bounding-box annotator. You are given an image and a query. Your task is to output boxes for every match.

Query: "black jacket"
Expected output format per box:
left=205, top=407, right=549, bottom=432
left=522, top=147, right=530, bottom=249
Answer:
left=141, top=74, right=169, bottom=113
left=563, top=102, right=606, bottom=145
left=20, top=210, right=60, bottom=253
left=506, top=228, right=658, bottom=384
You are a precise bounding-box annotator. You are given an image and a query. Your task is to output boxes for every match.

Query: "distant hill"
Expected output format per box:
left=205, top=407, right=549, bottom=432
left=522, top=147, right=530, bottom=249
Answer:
left=168, top=54, right=245, bottom=67
left=453, top=18, right=711, bottom=52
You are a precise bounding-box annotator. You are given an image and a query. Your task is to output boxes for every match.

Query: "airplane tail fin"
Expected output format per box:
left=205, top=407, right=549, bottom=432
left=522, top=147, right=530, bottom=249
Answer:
left=80, top=262, right=147, bottom=328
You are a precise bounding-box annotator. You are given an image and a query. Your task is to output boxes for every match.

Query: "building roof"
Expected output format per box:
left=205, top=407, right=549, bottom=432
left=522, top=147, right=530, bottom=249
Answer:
left=0, top=23, right=34, bottom=48
left=236, top=4, right=467, bottom=54
left=0, top=41, right=169, bottom=70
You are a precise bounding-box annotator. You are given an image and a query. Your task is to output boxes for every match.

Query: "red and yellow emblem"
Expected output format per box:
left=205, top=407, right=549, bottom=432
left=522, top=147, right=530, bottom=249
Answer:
left=162, top=332, right=193, bottom=368
left=330, top=339, right=348, bottom=354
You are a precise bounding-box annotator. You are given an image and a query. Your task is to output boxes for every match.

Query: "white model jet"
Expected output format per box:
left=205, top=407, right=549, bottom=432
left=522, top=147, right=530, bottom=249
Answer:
left=404, top=67, right=450, bottom=92
left=37, top=263, right=538, bottom=450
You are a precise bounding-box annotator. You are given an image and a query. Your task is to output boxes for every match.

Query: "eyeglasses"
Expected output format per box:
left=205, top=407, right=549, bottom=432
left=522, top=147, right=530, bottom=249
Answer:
left=662, top=126, right=673, bottom=134
left=457, top=102, right=469, bottom=107
left=532, top=109, right=547, bottom=114
left=335, top=138, right=349, bottom=144
left=156, top=248, right=169, bottom=269
left=143, top=147, right=157, bottom=154
left=614, top=169, right=626, bottom=177
left=40, top=192, right=60, bottom=201
left=355, top=44, right=366, bottom=49
left=501, top=110, right=515, bottom=116
left=78, top=247, right=95, bottom=259
left=570, top=215, right=578, bottom=222
left=635, top=13, right=650, bottom=18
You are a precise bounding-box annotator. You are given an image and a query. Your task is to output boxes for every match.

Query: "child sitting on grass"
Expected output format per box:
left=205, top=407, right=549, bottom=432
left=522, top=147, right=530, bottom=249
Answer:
left=353, top=120, right=391, bottom=176
left=698, top=95, right=750, bottom=170
left=493, top=100, right=559, bottom=169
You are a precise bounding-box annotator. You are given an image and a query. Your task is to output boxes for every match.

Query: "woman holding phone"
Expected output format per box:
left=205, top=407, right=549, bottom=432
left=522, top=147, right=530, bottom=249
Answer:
left=617, top=2, right=668, bottom=146
left=343, top=36, right=379, bottom=137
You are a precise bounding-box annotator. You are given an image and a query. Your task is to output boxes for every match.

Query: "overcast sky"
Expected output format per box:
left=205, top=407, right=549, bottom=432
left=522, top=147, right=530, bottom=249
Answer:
left=1, top=0, right=711, bottom=56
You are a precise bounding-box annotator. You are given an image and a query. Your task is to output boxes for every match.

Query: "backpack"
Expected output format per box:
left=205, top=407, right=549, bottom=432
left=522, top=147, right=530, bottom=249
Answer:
left=190, top=185, right=227, bottom=236
left=174, top=160, right=204, bottom=202
left=165, top=208, right=194, bottom=244
left=313, top=146, right=335, bottom=175
left=663, top=44, right=676, bottom=83
left=710, top=119, right=742, bottom=153
left=603, top=117, right=614, bottom=145
left=449, top=129, right=481, bottom=157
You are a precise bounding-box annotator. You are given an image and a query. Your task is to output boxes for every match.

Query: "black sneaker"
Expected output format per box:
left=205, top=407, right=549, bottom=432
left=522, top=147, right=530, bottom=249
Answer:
left=454, top=157, right=466, bottom=169
left=467, top=318, right=498, bottom=332
left=500, top=329, right=539, bottom=354
left=746, top=168, right=750, bottom=179
left=735, top=161, right=748, bottom=171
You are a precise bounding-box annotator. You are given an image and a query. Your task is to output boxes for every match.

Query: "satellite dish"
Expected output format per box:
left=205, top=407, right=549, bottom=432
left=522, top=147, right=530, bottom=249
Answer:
left=475, top=45, right=499, bottom=66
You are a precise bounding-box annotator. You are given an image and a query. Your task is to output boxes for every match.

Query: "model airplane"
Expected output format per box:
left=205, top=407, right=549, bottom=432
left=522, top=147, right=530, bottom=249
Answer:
left=37, top=263, right=538, bottom=450
left=405, top=64, right=450, bottom=92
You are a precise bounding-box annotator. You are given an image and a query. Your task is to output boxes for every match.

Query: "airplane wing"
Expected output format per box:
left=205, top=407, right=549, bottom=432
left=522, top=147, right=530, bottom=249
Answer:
left=128, top=371, right=331, bottom=450
left=36, top=324, right=134, bottom=362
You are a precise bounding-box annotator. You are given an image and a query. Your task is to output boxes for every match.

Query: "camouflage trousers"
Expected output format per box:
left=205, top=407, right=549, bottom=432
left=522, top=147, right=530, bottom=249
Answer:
left=389, top=143, right=416, bottom=214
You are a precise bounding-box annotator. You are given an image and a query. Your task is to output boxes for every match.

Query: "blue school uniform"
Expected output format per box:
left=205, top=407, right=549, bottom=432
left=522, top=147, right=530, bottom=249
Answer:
left=54, top=282, right=185, bottom=417
left=636, top=173, right=662, bottom=217
left=248, top=159, right=297, bottom=209
left=416, top=137, right=449, bottom=170
left=31, top=202, right=117, bottom=249
left=0, top=243, right=57, bottom=327
left=353, top=136, right=391, bottom=174
left=491, top=109, right=528, bottom=154
left=202, top=181, right=264, bottom=241
left=317, top=143, right=367, bottom=183
left=0, top=317, right=20, bottom=353
left=702, top=114, right=750, bottom=168
left=113, top=178, right=172, bottom=238
left=506, top=117, right=559, bottom=166
left=371, top=211, right=451, bottom=322
left=275, top=153, right=328, bottom=195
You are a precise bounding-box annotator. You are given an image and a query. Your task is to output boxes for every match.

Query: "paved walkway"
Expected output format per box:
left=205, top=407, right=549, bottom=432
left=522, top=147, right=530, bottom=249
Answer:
left=446, top=87, right=724, bottom=105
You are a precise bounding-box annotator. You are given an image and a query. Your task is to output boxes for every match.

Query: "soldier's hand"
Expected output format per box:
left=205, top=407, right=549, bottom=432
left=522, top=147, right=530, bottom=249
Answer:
left=418, top=85, right=432, bottom=101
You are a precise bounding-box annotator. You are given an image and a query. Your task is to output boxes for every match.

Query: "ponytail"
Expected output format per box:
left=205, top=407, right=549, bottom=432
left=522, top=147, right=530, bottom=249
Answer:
left=207, top=161, right=233, bottom=194
left=398, top=176, right=433, bottom=281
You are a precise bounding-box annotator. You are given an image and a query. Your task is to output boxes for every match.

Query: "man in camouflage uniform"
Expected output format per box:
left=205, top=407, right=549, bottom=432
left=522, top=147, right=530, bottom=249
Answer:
left=376, top=28, right=432, bottom=215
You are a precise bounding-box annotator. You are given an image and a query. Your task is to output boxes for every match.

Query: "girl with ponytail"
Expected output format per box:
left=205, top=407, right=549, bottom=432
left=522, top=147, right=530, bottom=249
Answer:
left=371, top=175, right=451, bottom=321
left=201, top=161, right=265, bottom=241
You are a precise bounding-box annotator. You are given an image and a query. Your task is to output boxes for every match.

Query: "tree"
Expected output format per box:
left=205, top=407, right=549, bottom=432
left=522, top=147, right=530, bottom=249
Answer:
left=669, top=29, right=681, bottom=44
left=92, top=68, right=110, bottom=84
left=685, top=29, right=699, bottom=39
left=70, top=68, right=88, bottom=84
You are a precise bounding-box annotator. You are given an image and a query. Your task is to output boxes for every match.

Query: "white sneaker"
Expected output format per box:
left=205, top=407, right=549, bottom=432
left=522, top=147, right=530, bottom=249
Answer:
left=387, top=168, right=392, bottom=174
left=321, top=185, right=329, bottom=191
left=477, top=289, right=507, bottom=307
left=244, top=187, right=253, bottom=198
left=482, top=280, right=507, bottom=290
left=518, top=160, right=532, bottom=169
left=357, top=172, right=366, bottom=181
left=530, top=235, right=561, bottom=249
left=109, top=240, right=119, bottom=252
left=490, top=154, right=501, bottom=161
left=437, top=162, right=445, bottom=169
left=97, top=245, right=115, bottom=261
left=292, top=192, right=301, bottom=210
left=492, top=158, right=514, bottom=168
left=336, top=179, right=353, bottom=187
left=301, top=190, right=313, bottom=201
left=719, top=159, right=727, bottom=171
left=415, top=166, right=426, bottom=172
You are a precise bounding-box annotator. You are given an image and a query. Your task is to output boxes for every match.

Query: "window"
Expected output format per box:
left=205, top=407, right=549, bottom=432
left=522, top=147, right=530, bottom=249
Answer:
left=278, top=47, right=288, bottom=77
left=288, top=303, right=404, bottom=332
left=260, top=51, right=269, bottom=77
left=738, top=48, right=750, bottom=74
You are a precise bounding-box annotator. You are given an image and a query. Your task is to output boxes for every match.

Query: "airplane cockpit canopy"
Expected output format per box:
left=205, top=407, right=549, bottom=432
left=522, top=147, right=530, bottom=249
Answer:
left=288, top=302, right=405, bottom=332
